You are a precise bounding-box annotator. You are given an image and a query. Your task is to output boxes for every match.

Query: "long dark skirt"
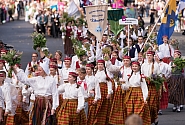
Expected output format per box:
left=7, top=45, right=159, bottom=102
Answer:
left=64, top=36, right=74, bottom=55
left=168, top=75, right=185, bottom=105
left=31, top=96, right=55, bottom=125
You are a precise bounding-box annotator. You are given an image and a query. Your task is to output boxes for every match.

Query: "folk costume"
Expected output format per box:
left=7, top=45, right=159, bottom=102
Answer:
left=85, top=64, right=101, bottom=125
left=106, top=56, right=132, bottom=125
left=64, top=23, right=74, bottom=56
left=14, top=62, right=59, bottom=125
left=94, top=60, right=113, bottom=125
left=141, top=51, right=160, bottom=124
left=168, top=50, right=185, bottom=112
left=158, top=35, right=174, bottom=64
left=122, top=61, right=151, bottom=125
left=57, top=72, right=86, bottom=125
left=155, top=52, right=171, bottom=114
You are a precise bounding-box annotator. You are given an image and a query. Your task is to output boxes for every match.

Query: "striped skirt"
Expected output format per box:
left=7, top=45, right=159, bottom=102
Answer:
left=109, top=85, right=126, bottom=125
left=57, top=99, right=87, bottom=125
left=168, top=75, right=185, bottom=105
left=125, top=87, right=151, bottom=125
left=147, top=83, right=160, bottom=124
left=4, top=114, right=14, bottom=125
left=31, top=95, right=54, bottom=125
left=159, top=82, right=169, bottom=109
left=95, top=82, right=111, bottom=125
left=87, top=97, right=98, bottom=125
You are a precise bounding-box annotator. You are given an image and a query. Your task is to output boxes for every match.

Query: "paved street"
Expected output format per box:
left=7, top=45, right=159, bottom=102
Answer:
left=0, top=18, right=185, bottom=125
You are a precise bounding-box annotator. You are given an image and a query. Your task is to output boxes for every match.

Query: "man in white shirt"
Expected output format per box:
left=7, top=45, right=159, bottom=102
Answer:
left=25, top=52, right=39, bottom=76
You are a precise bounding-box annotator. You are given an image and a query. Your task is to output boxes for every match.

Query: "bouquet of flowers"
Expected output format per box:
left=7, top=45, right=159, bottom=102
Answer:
left=146, top=74, right=165, bottom=91
left=169, top=39, right=179, bottom=50
left=122, top=46, right=129, bottom=56
left=2, top=49, right=23, bottom=78
left=72, top=38, right=86, bottom=58
left=31, top=32, right=47, bottom=50
left=172, top=57, right=185, bottom=72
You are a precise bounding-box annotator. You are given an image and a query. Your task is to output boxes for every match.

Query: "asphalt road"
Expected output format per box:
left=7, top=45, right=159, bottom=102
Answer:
left=0, top=18, right=185, bottom=125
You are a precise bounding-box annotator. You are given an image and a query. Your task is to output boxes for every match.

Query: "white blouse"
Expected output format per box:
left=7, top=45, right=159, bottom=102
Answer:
left=58, top=83, right=84, bottom=110
left=16, top=69, right=59, bottom=110
left=95, top=70, right=113, bottom=94
left=60, top=67, right=75, bottom=81
left=85, top=75, right=101, bottom=101
left=141, top=62, right=160, bottom=77
left=122, top=72, right=148, bottom=101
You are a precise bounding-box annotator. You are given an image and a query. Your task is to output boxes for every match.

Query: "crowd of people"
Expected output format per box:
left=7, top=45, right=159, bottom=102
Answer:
left=0, top=0, right=185, bottom=125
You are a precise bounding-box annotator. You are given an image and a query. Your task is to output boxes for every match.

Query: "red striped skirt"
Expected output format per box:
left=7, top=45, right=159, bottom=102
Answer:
left=160, top=82, right=168, bottom=109
left=109, top=85, right=126, bottom=125
left=87, top=97, right=98, bottom=125
left=57, top=99, right=87, bottom=125
left=147, top=83, right=160, bottom=124
left=95, top=82, right=111, bottom=125
left=125, top=87, right=151, bottom=125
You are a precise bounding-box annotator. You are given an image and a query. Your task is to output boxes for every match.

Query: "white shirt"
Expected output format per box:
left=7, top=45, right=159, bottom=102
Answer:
left=0, top=88, right=3, bottom=108
left=50, top=74, right=64, bottom=86
left=122, top=72, right=148, bottom=101
left=158, top=61, right=171, bottom=78
left=16, top=69, right=59, bottom=110
left=95, top=70, right=113, bottom=94
left=106, top=60, right=132, bottom=81
left=159, top=43, right=174, bottom=57
left=85, top=75, right=101, bottom=101
left=77, top=79, right=88, bottom=99
left=61, top=67, right=75, bottom=81
left=141, top=61, right=160, bottom=77
left=58, top=83, right=84, bottom=110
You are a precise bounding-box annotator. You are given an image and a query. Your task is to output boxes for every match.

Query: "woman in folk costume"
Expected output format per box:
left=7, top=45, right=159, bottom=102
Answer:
left=141, top=51, right=160, bottom=125
left=57, top=72, right=86, bottom=124
left=155, top=52, right=171, bottom=115
left=0, top=83, right=3, bottom=122
left=106, top=55, right=132, bottom=125
left=13, top=62, right=59, bottom=125
left=54, top=50, right=63, bottom=73
left=64, top=20, right=74, bottom=56
left=49, top=65, right=63, bottom=87
left=85, top=63, right=101, bottom=125
left=94, top=59, right=113, bottom=125
left=158, top=35, right=174, bottom=64
left=74, top=23, right=86, bottom=42
left=0, top=71, right=18, bottom=125
left=122, top=61, right=151, bottom=124
left=168, top=50, right=185, bottom=112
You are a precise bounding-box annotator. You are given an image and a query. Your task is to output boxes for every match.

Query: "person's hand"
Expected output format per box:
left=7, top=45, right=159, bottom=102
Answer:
left=4, top=111, right=10, bottom=116
left=51, top=109, right=55, bottom=115
left=0, top=116, right=3, bottom=122
left=36, top=47, right=41, bottom=52
left=76, top=109, right=80, bottom=114
left=92, top=100, right=97, bottom=105
left=89, top=90, right=94, bottom=94
left=144, top=101, right=147, bottom=104
left=106, top=94, right=111, bottom=99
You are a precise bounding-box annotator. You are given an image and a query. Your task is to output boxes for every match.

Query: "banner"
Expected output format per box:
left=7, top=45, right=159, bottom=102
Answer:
left=85, top=5, right=108, bottom=41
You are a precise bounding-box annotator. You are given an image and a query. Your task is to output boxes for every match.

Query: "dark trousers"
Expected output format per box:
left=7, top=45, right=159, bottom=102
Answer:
left=40, top=24, right=45, bottom=34
left=17, top=11, right=20, bottom=20
left=9, top=15, right=14, bottom=21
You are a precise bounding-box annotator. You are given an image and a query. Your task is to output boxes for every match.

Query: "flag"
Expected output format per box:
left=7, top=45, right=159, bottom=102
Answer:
left=177, top=0, right=185, bottom=12
left=85, top=5, right=108, bottom=41
left=67, top=0, right=80, bottom=17
left=157, top=0, right=176, bottom=45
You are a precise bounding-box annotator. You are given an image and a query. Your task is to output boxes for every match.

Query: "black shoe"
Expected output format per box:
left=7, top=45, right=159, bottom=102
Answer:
left=158, top=111, right=162, bottom=115
left=173, top=107, right=177, bottom=112
left=182, top=32, right=185, bottom=35
left=155, top=121, right=159, bottom=125
left=180, top=107, right=183, bottom=110
left=177, top=109, right=181, bottom=113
